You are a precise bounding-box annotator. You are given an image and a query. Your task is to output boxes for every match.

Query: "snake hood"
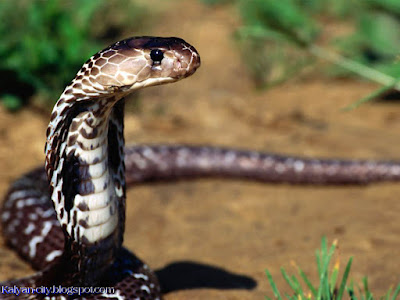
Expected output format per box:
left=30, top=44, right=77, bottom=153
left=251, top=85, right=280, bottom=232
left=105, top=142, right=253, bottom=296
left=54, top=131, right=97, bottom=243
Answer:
left=45, top=36, right=201, bottom=193
left=42, top=36, right=200, bottom=287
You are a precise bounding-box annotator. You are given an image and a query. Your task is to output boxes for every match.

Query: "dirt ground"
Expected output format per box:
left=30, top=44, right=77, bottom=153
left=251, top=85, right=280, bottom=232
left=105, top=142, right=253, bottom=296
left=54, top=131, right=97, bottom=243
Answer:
left=1, top=1, right=400, bottom=299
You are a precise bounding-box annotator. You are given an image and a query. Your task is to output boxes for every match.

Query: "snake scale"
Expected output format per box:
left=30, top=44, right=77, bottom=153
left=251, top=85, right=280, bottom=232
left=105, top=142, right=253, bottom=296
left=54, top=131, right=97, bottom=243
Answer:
left=1, top=36, right=400, bottom=299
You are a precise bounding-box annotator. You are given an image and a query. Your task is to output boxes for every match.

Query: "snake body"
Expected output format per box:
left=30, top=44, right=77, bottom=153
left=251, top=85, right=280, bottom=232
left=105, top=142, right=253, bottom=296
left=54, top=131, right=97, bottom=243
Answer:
left=1, top=36, right=200, bottom=299
left=2, top=36, right=400, bottom=299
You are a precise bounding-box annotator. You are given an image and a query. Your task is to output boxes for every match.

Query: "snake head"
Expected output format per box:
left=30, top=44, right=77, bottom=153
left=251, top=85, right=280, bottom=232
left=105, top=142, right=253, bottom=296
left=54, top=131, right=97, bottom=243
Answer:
left=77, top=36, right=201, bottom=95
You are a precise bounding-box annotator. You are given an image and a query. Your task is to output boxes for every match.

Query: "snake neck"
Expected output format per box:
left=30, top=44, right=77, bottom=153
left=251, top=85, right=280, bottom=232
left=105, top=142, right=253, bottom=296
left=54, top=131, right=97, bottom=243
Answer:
left=45, top=92, right=126, bottom=285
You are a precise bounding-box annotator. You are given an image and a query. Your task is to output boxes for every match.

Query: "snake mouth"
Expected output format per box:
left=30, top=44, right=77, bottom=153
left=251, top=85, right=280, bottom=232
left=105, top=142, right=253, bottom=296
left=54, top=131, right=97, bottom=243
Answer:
left=172, top=47, right=201, bottom=79
left=187, top=51, right=201, bottom=75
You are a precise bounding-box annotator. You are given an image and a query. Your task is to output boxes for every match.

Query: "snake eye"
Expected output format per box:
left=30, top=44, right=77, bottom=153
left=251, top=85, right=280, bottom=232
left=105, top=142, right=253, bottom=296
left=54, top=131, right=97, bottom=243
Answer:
left=150, top=49, right=164, bottom=64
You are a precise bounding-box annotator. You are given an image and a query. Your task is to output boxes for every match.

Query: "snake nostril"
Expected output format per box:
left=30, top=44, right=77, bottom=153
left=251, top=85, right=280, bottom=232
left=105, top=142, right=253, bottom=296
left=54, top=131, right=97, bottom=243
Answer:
left=150, top=49, right=164, bottom=64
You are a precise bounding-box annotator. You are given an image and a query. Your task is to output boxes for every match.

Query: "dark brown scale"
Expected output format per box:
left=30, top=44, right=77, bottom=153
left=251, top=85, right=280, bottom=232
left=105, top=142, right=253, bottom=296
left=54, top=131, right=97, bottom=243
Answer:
left=56, top=173, right=62, bottom=186
left=49, top=184, right=54, bottom=197
left=50, top=111, right=58, bottom=121
left=65, top=96, right=78, bottom=103
left=67, top=133, right=78, bottom=146
left=72, top=82, right=82, bottom=89
left=82, top=78, right=91, bottom=87
left=90, top=67, right=100, bottom=76
left=62, top=151, right=80, bottom=213
left=77, top=165, right=93, bottom=181
left=77, top=202, right=89, bottom=211
left=77, top=180, right=95, bottom=195
left=69, top=119, right=81, bottom=132
left=94, top=57, right=107, bottom=66
left=109, top=53, right=126, bottom=64
left=60, top=105, right=72, bottom=117
left=101, top=50, right=115, bottom=58
left=80, top=126, right=98, bottom=139
left=51, top=133, right=60, bottom=146
left=48, top=152, right=55, bottom=166
left=92, top=53, right=101, bottom=60
left=72, top=210, right=77, bottom=228
left=56, top=97, right=65, bottom=106
left=76, top=139, right=97, bottom=151
left=78, top=219, right=89, bottom=228
left=54, top=155, right=60, bottom=169
left=85, top=116, right=95, bottom=126
left=46, top=126, right=51, bottom=138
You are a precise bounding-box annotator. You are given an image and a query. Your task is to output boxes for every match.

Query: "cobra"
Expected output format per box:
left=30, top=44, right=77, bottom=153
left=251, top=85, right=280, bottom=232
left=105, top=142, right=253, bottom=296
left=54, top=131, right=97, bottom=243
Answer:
left=2, top=36, right=400, bottom=299
left=1, top=36, right=200, bottom=300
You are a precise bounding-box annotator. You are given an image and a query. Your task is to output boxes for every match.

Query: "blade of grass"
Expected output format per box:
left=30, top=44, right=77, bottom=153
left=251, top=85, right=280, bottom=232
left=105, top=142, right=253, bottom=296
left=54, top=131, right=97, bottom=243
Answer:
left=317, top=239, right=337, bottom=299
left=322, top=268, right=331, bottom=299
left=347, top=280, right=357, bottom=300
left=309, top=45, right=400, bottom=90
left=298, top=268, right=318, bottom=297
left=336, top=257, right=353, bottom=300
left=363, top=277, right=372, bottom=300
left=280, top=265, right=306, bottom=299
left=316, top=237, right=327, bottom=278
left=266, top=269, right=283, bottom=300
left=266, top=237, right=398, bottom=299
left=342, top=78, right=400, bottom=111
left=383, top=288, right=391, bottom=300
left=316, top=249, right=322, bottom=277
left=357, top=283, right=365, bottom=300
left=239, top=28, right=400, bottom=92
left=283, top=292, right=292, bottom=300
left=290, top=275, right=305, bottom=299
left=329, top=258, right=340, bottom=295
left=281, top=268, right=299, bottom=292
left=391, top=284, right=400, bottom=300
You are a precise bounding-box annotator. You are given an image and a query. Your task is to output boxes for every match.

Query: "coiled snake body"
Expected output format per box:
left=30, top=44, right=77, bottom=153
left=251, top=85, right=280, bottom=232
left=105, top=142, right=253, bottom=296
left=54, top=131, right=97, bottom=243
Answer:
left=1, top=36, right=400, bottom=299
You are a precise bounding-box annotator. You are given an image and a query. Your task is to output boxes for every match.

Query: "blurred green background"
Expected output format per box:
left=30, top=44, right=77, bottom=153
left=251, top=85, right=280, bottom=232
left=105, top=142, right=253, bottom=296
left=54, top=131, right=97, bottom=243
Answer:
left=1, top=0, right=400, bottom=110
left=1, top=1, right=400, bottom=299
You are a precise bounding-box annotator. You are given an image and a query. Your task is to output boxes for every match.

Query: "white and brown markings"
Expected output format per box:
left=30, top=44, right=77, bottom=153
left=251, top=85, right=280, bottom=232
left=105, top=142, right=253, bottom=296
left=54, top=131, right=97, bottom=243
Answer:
left=1, top=37, right=199, bottom=298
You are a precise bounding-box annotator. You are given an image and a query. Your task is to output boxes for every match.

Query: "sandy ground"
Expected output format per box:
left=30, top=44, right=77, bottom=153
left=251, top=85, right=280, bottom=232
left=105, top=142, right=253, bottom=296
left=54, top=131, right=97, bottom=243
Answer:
left=0, top=1, right=399, bottom=299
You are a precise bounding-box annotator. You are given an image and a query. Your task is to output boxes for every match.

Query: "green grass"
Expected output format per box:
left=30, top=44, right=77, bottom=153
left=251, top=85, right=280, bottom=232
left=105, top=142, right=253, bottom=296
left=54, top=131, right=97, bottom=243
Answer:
left=0, top=0, right=147, bottom=110
left=265, top=237, right=400, bottom=300
left=4, top=1, right=400, bottom=110
left=203, top=0, right=400, bottom=108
